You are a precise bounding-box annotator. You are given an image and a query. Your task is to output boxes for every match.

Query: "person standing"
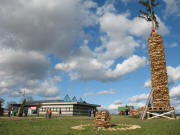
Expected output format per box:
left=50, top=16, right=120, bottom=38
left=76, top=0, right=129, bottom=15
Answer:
left=48, top=109, right=51, bottom=119
left=10, top=110, right=12, bottom=117
left=49, top=109, right=52, bottom=118
left=59, top=108, right=62, bottom=119
left=93, top=109, right=96, bottom=117
left=8, top=110, right=10, bottom=117
left=88, top=109, right=91, bottom=117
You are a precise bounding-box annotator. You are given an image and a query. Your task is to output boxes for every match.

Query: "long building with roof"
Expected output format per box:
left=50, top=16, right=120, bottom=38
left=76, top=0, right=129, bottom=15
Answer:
left=9, top=95, right=100, bottom=116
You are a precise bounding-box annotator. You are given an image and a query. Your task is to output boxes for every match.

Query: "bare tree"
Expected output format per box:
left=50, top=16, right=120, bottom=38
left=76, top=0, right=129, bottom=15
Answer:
left=26, top=96, right=34, bottom=104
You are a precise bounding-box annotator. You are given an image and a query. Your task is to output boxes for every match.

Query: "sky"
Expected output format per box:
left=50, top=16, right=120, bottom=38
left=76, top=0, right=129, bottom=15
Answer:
left=0, top=0, right=180, bottom=113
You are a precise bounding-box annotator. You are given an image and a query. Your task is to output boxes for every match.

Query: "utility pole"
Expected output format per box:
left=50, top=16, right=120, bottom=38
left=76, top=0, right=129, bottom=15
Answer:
left=18, top=89, right=26, bottom=117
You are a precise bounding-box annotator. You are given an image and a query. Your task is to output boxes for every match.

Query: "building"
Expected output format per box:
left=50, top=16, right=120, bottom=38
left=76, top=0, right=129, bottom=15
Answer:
left=10, top=95, right=100, bottom=116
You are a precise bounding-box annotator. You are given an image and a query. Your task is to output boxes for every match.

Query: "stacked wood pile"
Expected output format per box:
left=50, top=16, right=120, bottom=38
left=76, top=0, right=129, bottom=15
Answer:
left=95, top=110, right=111, bottom=128
left=148, top=32, right=170, bottom=108
left=130, top=109, right=139, bottom=116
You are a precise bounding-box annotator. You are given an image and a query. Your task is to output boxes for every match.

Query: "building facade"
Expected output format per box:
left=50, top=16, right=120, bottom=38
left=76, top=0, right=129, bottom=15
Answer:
left=9, top=95, right=100, bottom=116
left=39, top=101, right=100, bottom=116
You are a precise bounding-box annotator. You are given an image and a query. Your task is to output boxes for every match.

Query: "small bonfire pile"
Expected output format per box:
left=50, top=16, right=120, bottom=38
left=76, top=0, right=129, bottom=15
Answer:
left=95, top=110, right=111, bottom=128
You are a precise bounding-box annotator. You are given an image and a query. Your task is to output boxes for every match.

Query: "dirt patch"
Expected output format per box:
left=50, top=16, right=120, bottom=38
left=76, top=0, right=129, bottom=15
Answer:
left=0, top=117, right=44, bottom=120
left=71, top=124, right=91, bottom=130
left=71, top=124, right=141, bottom=131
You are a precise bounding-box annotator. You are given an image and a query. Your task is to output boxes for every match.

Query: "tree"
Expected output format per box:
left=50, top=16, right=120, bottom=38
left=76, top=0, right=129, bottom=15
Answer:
left=18, top=98, right=26, bottom=117
left=26, top=96, right=34, bottom=104
left=138, top=0, right=160, bottom=30
left=0, top=98, right=4, bottom=116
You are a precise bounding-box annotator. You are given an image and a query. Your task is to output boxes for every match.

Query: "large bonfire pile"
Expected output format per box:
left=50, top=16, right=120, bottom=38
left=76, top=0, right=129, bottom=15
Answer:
left=95, top=110, right=111, bottom=128
left=148, top=32, right=170, bottom=108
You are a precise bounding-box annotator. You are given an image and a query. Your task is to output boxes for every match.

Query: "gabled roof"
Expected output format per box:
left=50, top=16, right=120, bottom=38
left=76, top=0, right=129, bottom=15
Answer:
left=72, top=96, right=77, bottom=102
left=78, top=98, right=83, bottom=103
left=0, top=98, right=4, bottom=102
left=64, top=94, right=71, bottom=102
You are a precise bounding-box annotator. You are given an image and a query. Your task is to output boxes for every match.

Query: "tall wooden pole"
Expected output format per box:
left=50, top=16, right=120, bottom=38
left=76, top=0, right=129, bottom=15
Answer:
left=149, top=0, right=155, bottom=30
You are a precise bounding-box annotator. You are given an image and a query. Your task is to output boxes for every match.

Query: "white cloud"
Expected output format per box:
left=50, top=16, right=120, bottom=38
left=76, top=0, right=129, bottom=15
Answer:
left=163, top=0, right=180, bottom=17
left=97, top=89, right=116, bottom=95
left=56, top=54, right=146, bottom=81
left=144, top=80, right=151, bottom=88
left=83, top=88, right=116, bottom=98
left=97, top=2, right=115, bottom=16
left=0, top=0, right=97, bottom=97
left=99, top=100, right=123, bottom=114
left=167, top=65, right=180, bottom=84
left=83, top=92, right=95, bottom=98
left=0, top=49, right=49, bottom=93
left=126, top=85, right=180, bottom=112
left=0, top=49, right=60, bottom=97
left=121, top=0, right=137, bottom=5
left=128, top=102, right=145, bottom=108
left=46, top=96, right=62, bottom=100
left=113, top=100, right=122, bottom=105
left=2, top=76, right=61, bottom=97
left=169, top=42, right=178, bottom=48
left=0, top=0, right=97, bottom=57
left=170, top=85, right=180, bottom=100
left=127, top=93, right=148, bottom=103
left=122, top=0, right=129, bottom=4
left=55, top=6, right=169, bottom=82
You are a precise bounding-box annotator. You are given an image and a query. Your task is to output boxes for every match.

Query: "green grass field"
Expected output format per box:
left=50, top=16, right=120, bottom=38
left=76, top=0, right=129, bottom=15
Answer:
left=0, top=115, right=180, bottom=135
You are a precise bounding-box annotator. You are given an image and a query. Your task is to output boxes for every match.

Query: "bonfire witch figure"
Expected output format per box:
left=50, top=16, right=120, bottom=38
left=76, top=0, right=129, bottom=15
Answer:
left=138, top=0, right=160, bottom=31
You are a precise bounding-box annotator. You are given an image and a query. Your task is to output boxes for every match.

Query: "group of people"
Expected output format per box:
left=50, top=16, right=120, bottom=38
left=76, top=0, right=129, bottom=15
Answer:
left=46, top=108, right=62, bottom=119
left=8, top=108, right=28, bottom=117
left=8, top=110, right=14, bottom=117
left=88, top=109, right=96, bottom=117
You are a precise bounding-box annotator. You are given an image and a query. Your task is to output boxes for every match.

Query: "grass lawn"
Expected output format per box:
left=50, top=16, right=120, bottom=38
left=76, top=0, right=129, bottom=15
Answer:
left=0, top=115, right=180, bottom=135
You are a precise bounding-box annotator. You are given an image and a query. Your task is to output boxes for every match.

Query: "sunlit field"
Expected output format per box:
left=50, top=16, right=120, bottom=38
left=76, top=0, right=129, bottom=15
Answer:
left=0, top=115, right=180, bottom=135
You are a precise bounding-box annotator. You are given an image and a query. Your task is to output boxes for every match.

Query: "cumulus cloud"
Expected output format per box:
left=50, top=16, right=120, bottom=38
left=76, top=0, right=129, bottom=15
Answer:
left=145, top=65, right=180, bottom=112
left=83, top=88, right=116, bottom=98
left=170, top=85, right=180, bottom=100
left=127, top=84, right=180, bottom=112
left=167, top=65, right=180, bottom=85
left=99, top=100, right=123, bottom=113
left=46, top=96, right=62, bottom=100
left=55, top=5, right=169, bottom=82
left=0, top=0, right=97, bottom=97
left=0, top=0, right=97, bottom=57
left=0, top=49, right=49, bottom=95
left=144, top=80, right=151, bottom=88
left=83, top=92, right=95, bottom=98
left=0, top=1, right=170, bottom=99
left=170, top=91, right=180, bottom=113
left=55, top=54, right=146, bottom=81
left=168, top=42, right=178, bottom=48
left=163, top=0, right=180, bottom=17
left=127, top=93, right=148, bottom=103
left=97, top=89, right=115, bottom=95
